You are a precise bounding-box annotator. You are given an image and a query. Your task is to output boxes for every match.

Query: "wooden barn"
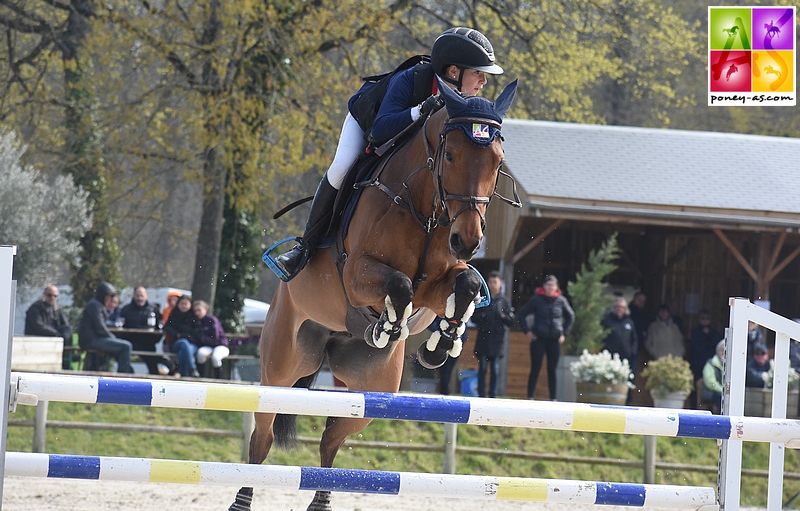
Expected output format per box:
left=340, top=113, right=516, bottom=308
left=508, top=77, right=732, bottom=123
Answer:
left=409, top=120, right=800, bottom=403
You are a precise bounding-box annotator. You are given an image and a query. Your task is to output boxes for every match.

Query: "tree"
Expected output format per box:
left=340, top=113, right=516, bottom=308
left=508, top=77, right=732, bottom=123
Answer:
left=564, top=233, right=620, bottom=355
left=0, top=131, right=92, bottom=289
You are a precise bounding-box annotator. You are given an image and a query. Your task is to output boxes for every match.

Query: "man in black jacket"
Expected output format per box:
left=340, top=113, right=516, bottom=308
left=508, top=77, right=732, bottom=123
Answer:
left=78, top=282, right=133, bottom=373
left=471, top=271, right=515, bottom=398
left=25, top=285, right=73, bottom=368
left=120, top=287, right=161, bottom=330
left=601, top=296, right=638, bottom=404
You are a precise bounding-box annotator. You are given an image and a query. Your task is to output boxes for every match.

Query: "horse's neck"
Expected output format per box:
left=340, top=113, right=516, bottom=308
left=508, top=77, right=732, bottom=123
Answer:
left=391, top=129, right=439, bottom=218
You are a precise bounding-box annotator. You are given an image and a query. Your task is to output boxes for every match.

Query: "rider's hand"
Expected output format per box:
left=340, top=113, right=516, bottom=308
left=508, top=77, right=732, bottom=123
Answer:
left=418, top=94, right=444, bottom=118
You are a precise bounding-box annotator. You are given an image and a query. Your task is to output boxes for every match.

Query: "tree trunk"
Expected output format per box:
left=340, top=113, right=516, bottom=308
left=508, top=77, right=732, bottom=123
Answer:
left=191, top=145, right=226, bottom=310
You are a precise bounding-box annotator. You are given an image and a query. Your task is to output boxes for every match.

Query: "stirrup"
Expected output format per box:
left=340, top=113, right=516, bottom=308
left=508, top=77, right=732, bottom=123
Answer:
left=262, top=237, right=302, bottom=282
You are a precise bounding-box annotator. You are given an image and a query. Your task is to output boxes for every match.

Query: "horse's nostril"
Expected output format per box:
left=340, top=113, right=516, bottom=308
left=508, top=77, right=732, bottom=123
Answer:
left=450, top=233, right=463, bottom=251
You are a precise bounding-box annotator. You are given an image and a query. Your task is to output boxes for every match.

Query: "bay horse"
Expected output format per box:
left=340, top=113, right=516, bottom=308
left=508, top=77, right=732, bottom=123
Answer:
left=229, top=78, right=519, bottom=511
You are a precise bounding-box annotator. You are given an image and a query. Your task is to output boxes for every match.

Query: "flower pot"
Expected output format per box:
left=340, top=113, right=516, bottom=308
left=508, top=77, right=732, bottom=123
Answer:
left=556, top=354, right=580, bottom=402
left=575, top=382, right=629, bottom=405
left=745, top=388, right=800, bottom=418
left=651, top=390, right=689, bottom=409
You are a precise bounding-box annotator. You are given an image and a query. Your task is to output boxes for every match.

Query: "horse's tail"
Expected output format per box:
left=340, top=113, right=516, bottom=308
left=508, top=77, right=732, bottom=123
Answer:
left=273, top=371, right=319, bottom=450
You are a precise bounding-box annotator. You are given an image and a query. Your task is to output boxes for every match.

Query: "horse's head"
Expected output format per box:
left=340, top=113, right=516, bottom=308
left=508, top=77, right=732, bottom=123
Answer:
left=430, top=78, right=519, bottom=261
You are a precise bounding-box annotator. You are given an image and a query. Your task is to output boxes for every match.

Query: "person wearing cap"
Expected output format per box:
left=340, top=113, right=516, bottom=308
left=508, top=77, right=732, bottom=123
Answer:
left=745, top=342, right=771, bottom=388
left=77, top=282, right=133, bottom=373
left=272, top=27, right=505, bottom=282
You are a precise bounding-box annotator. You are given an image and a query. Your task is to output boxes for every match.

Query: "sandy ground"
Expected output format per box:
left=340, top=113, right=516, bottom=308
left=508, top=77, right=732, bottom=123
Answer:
left=2, top=475, right=743, bottom=511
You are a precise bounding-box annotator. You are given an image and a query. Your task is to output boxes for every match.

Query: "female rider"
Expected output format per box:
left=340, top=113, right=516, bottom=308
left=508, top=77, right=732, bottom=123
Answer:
left=273, top=27, right=504, bottom=281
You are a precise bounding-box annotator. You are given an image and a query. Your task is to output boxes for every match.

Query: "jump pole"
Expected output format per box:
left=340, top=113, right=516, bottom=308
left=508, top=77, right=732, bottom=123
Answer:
left=0, top=245, right=17, bottom=511
left=10, top=372, right=800, bottom=445
left=5, top=452, right=718, bottom=510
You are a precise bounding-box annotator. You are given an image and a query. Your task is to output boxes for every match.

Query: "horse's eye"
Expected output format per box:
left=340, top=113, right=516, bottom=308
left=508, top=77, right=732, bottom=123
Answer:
left=445, top=151, right=453, bottom=163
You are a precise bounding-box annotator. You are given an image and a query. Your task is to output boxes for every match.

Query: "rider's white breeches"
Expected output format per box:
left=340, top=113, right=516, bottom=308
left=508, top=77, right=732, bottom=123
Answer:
left=326, top=113, right=367, bottom=190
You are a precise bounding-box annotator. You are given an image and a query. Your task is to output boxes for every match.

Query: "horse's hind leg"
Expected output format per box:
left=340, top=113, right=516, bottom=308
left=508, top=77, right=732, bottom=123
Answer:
left=228, top=412, right=277, bottom=511
left=419, top=266, right=482, bottom=368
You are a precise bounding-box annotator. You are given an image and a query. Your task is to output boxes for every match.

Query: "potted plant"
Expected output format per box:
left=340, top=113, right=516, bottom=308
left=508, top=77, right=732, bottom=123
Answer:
left=557, top=234, right=619, bottom=402
left=641, top=355, right=693, bottom=408
left=570, top=349, right=633, bottom=405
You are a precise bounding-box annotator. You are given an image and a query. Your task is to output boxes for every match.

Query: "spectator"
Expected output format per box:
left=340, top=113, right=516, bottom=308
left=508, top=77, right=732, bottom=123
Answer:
left=120, top=287, right=162, bottom=330
left=163, top=295, right=199, bottom=377
left=471, top=271, right=515, bottom=398
left=745, top=343, right=771, bottom=388
left=747, top=321, right=764, bottom=360
left=438, top=340, right=460, bottom=395
left=601, top=297, right=638, bottom=368
left=701, top=340, right=725, bottom=413
left=119, top=286, right=170, bottom=375
left=192, top=300, right=229, bottom=379
left=25, top=285, right=73, bottom=369
left=161, top=290, right=182, bottom=324
left=517, top=275, right=574, bottom=401
left=628, top=292, right=649, bottom=346
left=105, top=294, right=122, bottom=327
left=77, top=282, right=133, bottom=373
left=644, top=304, right=684, bottom=360
left=689, top=309, right=723, bottom=382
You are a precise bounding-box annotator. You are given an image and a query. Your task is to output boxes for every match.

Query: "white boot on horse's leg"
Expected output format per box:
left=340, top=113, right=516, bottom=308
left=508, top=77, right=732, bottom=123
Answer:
left=364, top=296, right=412, bottom=349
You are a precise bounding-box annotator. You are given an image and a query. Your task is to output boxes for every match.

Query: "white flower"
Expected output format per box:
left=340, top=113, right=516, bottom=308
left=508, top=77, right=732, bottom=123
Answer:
left=570, top=350, right=633, bottom=387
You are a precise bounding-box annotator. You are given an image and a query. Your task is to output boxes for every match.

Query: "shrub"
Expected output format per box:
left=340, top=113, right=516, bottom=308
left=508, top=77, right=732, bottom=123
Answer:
left=641, top=355, right=694, bottom=396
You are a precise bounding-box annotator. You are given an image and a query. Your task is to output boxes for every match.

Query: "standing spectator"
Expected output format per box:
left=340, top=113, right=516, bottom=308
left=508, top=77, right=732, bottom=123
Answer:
left=25, top=285, right=73, bottom=369
left=471, top=271, right=515, bottom=398
left=701, top=340, right=725, bottom=413
left=628, top=292, right=649, bottom=346
left=192, top=300, right=229, bottom=379
left=517, top=275, right=574, bottom=401
left=163, top=295, right=199, bottom=377
left=689, top=309, right=723, bottom=382
left=120, top=286, right=169, bottom=375
left=77, top=282, right=133, bottom=373
left=601, top=297, right=638, bottom=369
left=644, top=304, right=684, bottom=360
left=746, top=343, right=771, bottom=388
left=747, top=321, right=764, bottom=360
left=601, top=297, right=638, bottom=405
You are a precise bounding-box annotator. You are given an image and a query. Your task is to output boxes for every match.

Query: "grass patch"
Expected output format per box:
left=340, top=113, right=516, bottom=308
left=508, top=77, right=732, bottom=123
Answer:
left=6, top=402, right=800, bottom=507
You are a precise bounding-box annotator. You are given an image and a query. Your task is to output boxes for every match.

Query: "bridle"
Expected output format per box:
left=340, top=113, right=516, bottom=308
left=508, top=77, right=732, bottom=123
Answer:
left=358, top=110, right=522, bottom=291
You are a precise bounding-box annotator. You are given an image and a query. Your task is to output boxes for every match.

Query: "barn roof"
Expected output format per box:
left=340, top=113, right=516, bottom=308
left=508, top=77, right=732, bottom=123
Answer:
left=501, top=119, right=800, bottom=228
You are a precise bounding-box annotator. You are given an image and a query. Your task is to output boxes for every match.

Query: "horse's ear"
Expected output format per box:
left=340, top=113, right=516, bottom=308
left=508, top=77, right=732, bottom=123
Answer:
left=437, top=76, right=468, bottom=111
left=493, top=79, right=518, bottom=121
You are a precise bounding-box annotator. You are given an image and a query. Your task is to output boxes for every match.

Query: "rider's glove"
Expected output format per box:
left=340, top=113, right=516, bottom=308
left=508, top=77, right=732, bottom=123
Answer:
left=418, top=94, right=444, bottom=118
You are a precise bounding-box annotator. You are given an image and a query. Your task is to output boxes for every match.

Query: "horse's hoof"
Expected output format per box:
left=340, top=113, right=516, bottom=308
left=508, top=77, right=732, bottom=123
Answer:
left=417, top=342, right=449, bottom=369
left=228, top=487, right=254, bottom=511
left=364, top=324, right=388, bottom=348
left=307, top=490, right=332, bottom=511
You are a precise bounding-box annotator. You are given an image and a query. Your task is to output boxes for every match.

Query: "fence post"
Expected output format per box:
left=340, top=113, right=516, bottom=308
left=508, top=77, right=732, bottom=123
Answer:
left=241, top=412, right=255, bottom=462
left=643, top=435, right=656, bottom=483
left=32, top=401, right=48, bottom=453
left=0, top=245, right=17, bottom=510
left=442, top=423, right=457, bottom=474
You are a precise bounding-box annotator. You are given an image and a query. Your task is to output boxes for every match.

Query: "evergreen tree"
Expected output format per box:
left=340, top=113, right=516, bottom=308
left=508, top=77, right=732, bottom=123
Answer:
left=564, top=233, right=620, bottom=355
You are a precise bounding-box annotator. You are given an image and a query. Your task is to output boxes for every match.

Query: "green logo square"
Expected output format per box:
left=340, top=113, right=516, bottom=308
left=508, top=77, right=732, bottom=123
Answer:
left=710, top=7, right=752, bottom=50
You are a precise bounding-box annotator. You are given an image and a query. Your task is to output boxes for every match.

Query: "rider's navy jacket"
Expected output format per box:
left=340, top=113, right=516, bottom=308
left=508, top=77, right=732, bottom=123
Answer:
left=347, top=67, right=435, bottom=144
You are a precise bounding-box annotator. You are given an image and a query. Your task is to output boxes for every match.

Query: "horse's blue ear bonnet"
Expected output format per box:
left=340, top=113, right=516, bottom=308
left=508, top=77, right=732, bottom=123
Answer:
left=438, top=78, right=519, bottom=147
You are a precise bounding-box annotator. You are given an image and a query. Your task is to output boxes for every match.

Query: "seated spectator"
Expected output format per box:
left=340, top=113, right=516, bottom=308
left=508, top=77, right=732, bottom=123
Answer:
left=105, top=294, right=122, bottom=327
left=120, top=286, right=170, bottom=375
left=192, top=300, right=229, bottom=379
left=161, top=290, right=183, bottom=324
left=78, top=282, right=133, bottom=373
left=120, top=287, right=162, bottom=330
left=25, top=285, right=73, bottom=369
left=701, top=340, right=725, bottom=413
left=746, top=342, right=771, bottom=388
left=644, top=304, right=684, bottom=360
left=163, top=295, right=199, bottom=377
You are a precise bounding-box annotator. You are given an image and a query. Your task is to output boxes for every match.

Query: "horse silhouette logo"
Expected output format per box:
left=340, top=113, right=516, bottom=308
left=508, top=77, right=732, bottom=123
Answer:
left=764, top=20, right=781, bottom=38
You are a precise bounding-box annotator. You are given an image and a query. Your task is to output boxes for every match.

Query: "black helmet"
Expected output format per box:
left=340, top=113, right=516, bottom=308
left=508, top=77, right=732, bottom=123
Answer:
left=431, top=27, right=504, bottom=77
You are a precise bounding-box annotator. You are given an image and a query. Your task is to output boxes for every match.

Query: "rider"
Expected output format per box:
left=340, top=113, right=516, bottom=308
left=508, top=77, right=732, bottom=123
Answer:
left=272, top=27, right=504, bottom=281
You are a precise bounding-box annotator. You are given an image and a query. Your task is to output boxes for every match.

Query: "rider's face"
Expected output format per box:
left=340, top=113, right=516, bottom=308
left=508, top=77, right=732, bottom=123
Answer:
left=460, top=68, right=487, bottom=96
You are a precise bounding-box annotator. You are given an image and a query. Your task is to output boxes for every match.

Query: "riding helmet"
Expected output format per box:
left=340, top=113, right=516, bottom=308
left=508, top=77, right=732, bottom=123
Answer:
left=431, top=27, right=504, bottom=76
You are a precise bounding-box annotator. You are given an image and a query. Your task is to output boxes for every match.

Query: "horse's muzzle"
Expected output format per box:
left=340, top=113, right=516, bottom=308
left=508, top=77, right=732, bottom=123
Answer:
left=449, top=233, right=481, bottom=261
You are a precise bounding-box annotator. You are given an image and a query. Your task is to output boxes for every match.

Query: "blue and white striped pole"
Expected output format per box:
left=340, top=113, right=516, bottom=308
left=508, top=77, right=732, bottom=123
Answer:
left=4, top=452, right=718, bottom=510
left=11, top=372, right=800, bottom=445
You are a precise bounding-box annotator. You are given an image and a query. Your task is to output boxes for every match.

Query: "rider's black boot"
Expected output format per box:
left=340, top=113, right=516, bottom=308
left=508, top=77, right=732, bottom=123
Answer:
left=274, top=175, right=338, bottom=281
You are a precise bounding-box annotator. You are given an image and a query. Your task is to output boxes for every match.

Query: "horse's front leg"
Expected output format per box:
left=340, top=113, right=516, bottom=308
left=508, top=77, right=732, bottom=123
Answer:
left=345, top=254, right=413, bottom=348
left=418, top=266, right=482, bottom=369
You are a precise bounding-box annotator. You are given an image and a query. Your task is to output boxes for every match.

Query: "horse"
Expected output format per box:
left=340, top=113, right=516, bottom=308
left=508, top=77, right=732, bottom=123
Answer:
left=765, top=21, right=780, bottom=38
left=228, top=78, right=519, bottom=511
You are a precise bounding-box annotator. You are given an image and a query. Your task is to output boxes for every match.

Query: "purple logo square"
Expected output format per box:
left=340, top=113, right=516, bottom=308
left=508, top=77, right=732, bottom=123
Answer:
left=752, top=7, right=794, bottom=50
